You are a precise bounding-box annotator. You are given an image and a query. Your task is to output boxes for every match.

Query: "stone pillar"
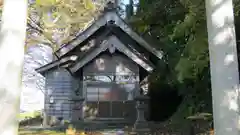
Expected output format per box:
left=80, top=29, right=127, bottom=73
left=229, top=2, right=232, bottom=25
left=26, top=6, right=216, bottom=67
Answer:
left=42, top=93, right=51, bottom=127
left=42, top=111, right=50, bottom=127
left=133, top=95, right=150, bottom=134
left=205, top=0, right=240, bottom=135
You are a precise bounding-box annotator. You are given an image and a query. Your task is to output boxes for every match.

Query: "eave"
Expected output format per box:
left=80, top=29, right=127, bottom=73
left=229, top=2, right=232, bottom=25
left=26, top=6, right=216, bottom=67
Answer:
left=35, top=56, right=77, bottom=75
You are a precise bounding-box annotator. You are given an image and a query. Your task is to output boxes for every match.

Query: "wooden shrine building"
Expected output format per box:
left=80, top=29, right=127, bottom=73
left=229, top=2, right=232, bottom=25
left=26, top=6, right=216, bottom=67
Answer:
left=36, top=2, right=162, bottom=126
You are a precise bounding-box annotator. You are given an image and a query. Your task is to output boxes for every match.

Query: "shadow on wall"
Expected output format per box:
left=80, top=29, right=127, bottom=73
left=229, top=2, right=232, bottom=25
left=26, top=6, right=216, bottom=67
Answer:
left=147, top=87, right=183, bottom=122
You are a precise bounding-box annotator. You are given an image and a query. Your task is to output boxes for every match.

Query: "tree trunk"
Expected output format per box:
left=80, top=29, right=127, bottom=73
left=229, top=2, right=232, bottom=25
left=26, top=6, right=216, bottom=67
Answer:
left=0, top=0, right=28, bottom=135
left=205, top=0, right=240, bottom=135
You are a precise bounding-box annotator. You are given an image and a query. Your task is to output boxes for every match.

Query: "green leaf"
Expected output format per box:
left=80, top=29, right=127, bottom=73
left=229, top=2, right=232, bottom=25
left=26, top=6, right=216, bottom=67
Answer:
left=36, top=0, right=58, bottom=6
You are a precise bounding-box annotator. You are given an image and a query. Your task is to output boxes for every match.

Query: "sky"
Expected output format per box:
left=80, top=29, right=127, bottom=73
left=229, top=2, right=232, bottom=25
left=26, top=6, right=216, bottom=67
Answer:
left=120, top=0, right=138, bottom=17
left=123, top=0, right=129, bottom=4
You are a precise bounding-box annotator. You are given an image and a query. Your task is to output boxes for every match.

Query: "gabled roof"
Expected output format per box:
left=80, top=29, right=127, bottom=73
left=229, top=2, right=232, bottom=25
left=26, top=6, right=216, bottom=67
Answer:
left=36, top=35, right=155, bottom=74
left=54, top=7, right=162, bottom=59
left=36, top=2, right=163, bottom=75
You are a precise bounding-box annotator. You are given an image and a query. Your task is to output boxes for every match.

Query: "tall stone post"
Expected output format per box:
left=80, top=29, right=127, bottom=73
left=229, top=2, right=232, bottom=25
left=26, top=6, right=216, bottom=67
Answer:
left=0, top=0, right=28, bottom=135
left=205, top=0, right=240, bottom=134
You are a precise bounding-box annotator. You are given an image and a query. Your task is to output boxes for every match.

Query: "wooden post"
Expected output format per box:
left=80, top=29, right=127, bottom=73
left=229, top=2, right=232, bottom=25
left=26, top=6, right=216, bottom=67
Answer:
left=205, top=0, right=240, bottom=134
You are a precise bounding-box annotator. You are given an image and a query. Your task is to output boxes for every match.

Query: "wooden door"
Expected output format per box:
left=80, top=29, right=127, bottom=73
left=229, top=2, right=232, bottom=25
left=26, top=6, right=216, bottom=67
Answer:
left=98, top=101, right=111, bottom=118
left=111, top=101, right=124, bottom=118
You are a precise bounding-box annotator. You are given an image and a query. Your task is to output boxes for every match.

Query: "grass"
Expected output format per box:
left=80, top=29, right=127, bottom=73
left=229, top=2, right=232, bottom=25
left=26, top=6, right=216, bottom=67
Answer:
left=18, top=129, right=111, bottom=135
left=19, top=130, right=65, bottom=135
left=18, top=125, right=115, bottom=135
left=18, top=111, right=41, bottom=119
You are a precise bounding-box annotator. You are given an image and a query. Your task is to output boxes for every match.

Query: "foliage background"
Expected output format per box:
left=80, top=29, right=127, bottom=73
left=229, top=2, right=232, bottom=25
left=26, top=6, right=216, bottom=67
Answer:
left=24, top=0, right=223, bottom=119
left=129, top=0, right=240, bottom=120
left=2, top=0, right=239, bottom=124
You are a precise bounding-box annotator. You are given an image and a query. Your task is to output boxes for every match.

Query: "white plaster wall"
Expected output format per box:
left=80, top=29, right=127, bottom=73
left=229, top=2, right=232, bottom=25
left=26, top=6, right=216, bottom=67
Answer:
left=83, top=53, right=139, bottom=75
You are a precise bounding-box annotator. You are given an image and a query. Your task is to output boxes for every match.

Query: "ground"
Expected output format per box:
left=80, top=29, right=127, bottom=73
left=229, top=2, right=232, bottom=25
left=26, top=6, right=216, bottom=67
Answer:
left=19, top=126, right=128, bottom=135
left=19, top=129, right=126, bottom=135
left=19, top=130, right=65, bottom=135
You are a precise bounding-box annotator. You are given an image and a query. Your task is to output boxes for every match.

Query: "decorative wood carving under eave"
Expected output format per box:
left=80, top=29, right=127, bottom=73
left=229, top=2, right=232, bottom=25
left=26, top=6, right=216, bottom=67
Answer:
left=69, top=39, right=110, bottom=73
left=72, top=29, right=112, bottom=62
left=54, top=11, right=162, bottom=59
left=35, top=55, right=78, bottom=75
left=140, top=75, right=150, bottom=91
left=69, top=35, right=155, bottom=73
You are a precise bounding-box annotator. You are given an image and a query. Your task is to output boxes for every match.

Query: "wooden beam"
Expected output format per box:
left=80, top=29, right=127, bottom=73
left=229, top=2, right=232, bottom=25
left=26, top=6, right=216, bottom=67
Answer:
left=35, top=56, right=77, bottom=74
left=108, top=36, right=155, bottom=72
left=108, top=12, right=163, bottom=59
left=69, top=40, right=109, bottom=73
